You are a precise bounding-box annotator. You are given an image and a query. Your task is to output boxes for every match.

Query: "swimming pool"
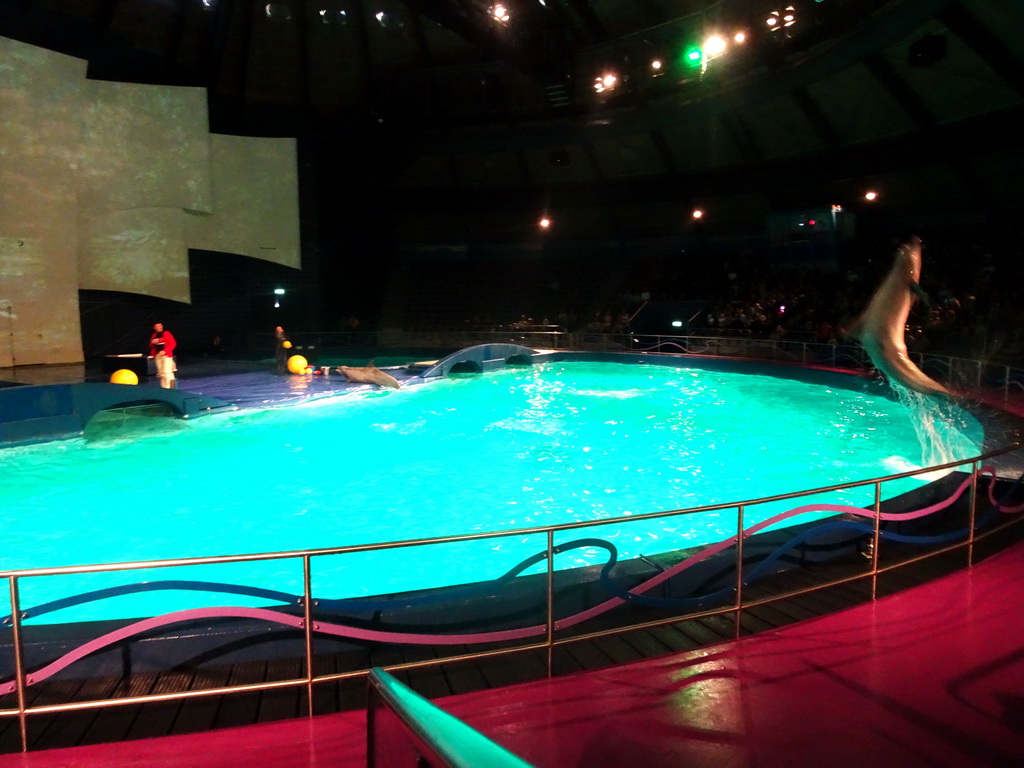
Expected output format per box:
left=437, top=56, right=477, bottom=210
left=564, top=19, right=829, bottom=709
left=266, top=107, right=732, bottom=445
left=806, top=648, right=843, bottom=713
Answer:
left=0, top=357, right=984, bottom=622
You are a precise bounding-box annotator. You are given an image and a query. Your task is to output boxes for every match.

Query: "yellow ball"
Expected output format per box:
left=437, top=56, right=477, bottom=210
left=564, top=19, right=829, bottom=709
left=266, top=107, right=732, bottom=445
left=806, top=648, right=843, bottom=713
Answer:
left=287, top=355, right=308, bottom=374
left=110, top=369, right=139, bottom=385
left=282, top=340, right=292, bottom=349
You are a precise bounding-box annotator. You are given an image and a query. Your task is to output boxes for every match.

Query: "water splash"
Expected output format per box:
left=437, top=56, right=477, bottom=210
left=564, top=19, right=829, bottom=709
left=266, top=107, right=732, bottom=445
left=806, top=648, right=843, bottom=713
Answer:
left=891, top=381, right=978, bottom=469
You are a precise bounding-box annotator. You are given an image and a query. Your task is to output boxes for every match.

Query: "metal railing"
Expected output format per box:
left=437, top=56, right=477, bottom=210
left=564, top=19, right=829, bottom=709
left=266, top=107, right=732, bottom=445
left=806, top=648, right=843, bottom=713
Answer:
left=367, top=667, right=535, bottom=768
left=253, top=330, right=1024, bottom=403
left=596, top=333, right=1024, bottom=403
left=2, top=439, right=1023, bottom=753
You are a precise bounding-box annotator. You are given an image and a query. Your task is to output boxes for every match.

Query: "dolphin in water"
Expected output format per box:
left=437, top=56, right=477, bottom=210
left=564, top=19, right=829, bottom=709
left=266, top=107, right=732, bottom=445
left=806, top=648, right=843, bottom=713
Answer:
left=336, top=360, right=402, bottom=390
left=846, top=236, right=952, bottom=398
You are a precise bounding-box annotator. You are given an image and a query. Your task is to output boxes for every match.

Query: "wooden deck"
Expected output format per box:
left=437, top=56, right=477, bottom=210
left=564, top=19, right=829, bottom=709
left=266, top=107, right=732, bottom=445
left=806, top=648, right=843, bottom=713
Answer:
left=4, top=524, right=1019, bottom=756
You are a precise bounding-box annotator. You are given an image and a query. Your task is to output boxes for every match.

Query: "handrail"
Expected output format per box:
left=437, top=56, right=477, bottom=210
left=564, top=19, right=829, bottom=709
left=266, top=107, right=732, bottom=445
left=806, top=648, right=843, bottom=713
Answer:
left=619, top=333, right=1024, bottom=402
left=367, top=668, right=535, bottom=768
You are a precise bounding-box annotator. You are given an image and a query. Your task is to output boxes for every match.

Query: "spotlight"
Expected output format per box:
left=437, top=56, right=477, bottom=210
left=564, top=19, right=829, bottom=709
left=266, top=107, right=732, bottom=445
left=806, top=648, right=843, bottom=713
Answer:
left=491, top=4, right=510, bottom=22
left=704, top=35, right=727, bottom=57
left=767, top=6, right=796, bottom=30
left=593, top=72, right=618, bottom=92
left=692, top=208, right=704, bottom=219
left=865, top=191, right=878, bottom=201
left=734, top=31, right=746, bottom=43
left=539, top=217, right=551, bottom=229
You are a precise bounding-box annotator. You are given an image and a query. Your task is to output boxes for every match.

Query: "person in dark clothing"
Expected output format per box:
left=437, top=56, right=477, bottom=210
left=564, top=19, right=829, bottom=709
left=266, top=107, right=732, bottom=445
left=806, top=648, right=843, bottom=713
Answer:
left=275, top=326, right=290, bottom=374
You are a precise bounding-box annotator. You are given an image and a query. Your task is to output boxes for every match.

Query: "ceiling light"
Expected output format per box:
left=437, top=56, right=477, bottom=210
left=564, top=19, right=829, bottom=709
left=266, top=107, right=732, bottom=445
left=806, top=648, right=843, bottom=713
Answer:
left=704, top=35, right=727, bottom=57
left=594, top=72, right=617, bottom=92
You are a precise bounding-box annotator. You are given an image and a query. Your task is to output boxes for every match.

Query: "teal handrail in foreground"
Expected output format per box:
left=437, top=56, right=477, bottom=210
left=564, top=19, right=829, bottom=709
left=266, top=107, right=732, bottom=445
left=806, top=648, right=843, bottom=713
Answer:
left=367, top=667, right=535, bottom=768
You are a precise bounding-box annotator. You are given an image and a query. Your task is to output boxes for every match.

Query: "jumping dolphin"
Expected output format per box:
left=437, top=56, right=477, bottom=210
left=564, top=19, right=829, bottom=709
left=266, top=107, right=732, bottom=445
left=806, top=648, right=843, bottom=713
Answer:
left=335, top=360, right=402, bottom=390
left=846, top=236, right=951, bottom=398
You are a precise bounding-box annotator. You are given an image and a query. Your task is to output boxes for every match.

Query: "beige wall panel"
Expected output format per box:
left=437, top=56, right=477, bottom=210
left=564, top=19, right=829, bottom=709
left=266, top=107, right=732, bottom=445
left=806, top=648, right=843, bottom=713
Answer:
left=79, top=80, right=212, bottom=213
left=0, top=236, right=83, bottom=367
left=79, top=207, right=190, bottom=303
left=0, top=38, right=87, bottom=366
left=185, top=134, right=300, bottom=268
left=77, top=82, right=209, bottom=302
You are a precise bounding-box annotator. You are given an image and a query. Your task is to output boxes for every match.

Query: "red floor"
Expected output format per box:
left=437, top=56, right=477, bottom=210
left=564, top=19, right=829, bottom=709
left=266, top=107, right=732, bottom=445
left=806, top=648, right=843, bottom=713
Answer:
left=5, top=541, right=1024, bottom=768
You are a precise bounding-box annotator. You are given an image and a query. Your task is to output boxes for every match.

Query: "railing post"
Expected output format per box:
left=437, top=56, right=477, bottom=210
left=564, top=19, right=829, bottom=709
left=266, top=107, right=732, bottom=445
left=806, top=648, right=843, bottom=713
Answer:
left=302, top=555, right=315, bottom=717
left=968, top=461, right=979, bottom=567
left=546, top=531, right=555, bottom=677
left=734, top=505, right=745, bottom=641
left=8, top=576, right=29, bottom=752
left=1005, top=365, right=1010, bottom=402
left=871, top=481, right=881, bottom=600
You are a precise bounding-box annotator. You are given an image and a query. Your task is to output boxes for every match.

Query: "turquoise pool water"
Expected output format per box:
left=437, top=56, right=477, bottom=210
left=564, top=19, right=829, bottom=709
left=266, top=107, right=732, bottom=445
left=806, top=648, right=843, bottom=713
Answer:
left=0, top=360, right=984, bottom=622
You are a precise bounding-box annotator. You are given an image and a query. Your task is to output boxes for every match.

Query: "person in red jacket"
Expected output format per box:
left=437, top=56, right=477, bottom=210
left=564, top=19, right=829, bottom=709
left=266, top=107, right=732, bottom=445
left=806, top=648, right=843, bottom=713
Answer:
left=148, top=322, right=177, bottom=388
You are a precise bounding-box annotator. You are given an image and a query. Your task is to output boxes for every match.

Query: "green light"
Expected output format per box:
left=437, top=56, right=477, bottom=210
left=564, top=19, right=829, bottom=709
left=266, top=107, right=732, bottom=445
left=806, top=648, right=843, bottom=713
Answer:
left=684, top=46, right=703, bottom=67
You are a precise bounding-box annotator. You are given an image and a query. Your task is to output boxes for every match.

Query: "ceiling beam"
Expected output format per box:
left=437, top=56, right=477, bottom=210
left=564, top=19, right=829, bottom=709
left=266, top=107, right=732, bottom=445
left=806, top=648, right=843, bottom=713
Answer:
left=649, top=129, right=678, bottom=175
left=861, top=53, right=936, bottom=129
left=938, top=0, right=1024, bottom=98
left=559, top=0, right=608, bottom=43
left=790, top=86, right=844, bottom=151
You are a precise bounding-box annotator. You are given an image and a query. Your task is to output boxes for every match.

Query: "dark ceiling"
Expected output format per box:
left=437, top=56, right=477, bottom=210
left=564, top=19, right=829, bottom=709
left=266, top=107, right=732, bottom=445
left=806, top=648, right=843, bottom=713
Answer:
left=3, top=0, right=1024, bottom=242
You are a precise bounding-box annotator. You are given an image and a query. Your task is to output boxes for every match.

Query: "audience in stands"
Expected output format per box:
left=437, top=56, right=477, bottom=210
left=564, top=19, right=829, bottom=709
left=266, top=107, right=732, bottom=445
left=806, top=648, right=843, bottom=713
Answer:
left=488, top=229, right=1024, bottom=365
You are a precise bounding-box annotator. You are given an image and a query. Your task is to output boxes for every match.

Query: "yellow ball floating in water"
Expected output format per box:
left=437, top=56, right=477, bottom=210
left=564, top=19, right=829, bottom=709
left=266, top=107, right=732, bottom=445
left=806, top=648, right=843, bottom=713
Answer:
left=109, top=369, right=139, bottom=385
left=287, top=355, right=308, bottom=374
left=282, top=340, right=292, bottom=349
